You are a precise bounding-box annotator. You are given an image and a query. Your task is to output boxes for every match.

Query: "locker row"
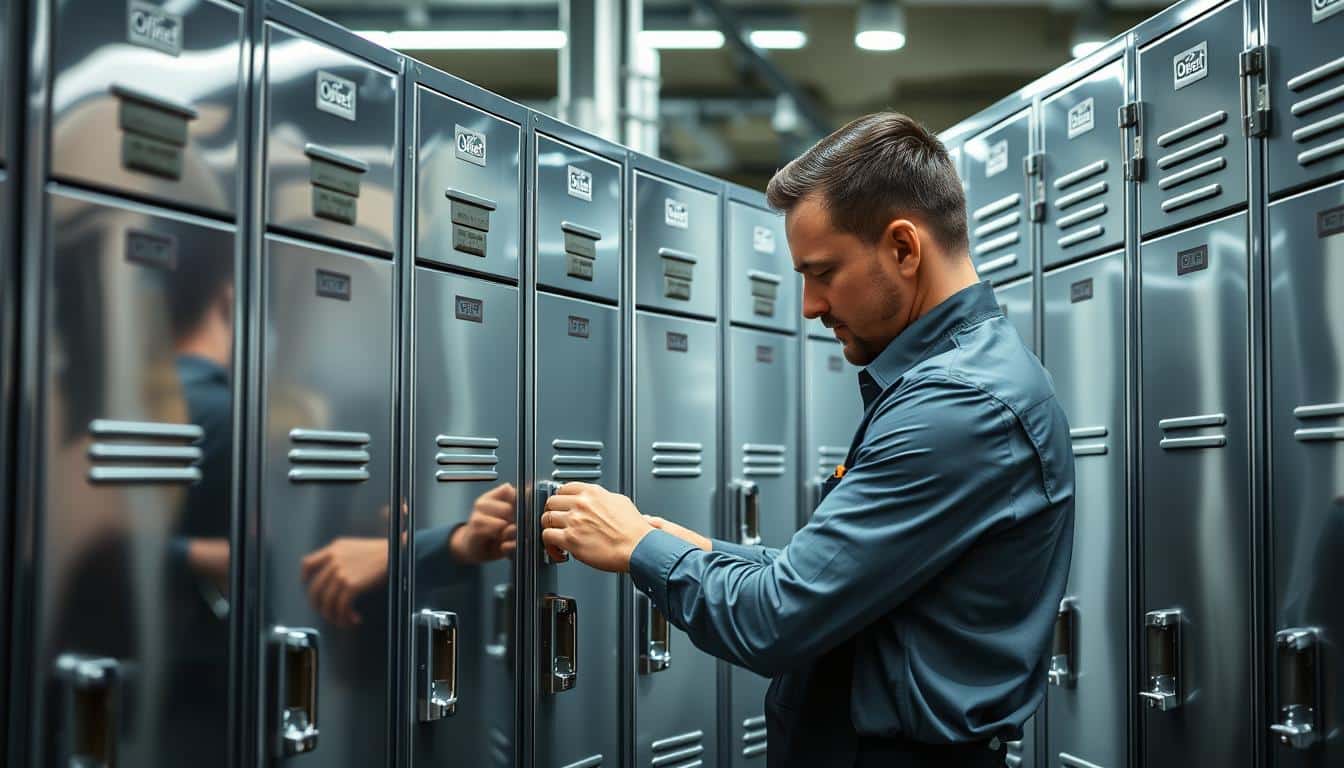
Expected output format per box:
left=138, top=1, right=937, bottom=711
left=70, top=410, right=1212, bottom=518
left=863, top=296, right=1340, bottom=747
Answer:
left=939, top=0, right=1343, bottom=766
left=0, top=2, right=867, bottom=767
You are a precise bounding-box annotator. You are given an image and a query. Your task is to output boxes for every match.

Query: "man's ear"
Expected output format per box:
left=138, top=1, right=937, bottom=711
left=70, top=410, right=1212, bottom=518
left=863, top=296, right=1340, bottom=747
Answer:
left=883, top=219, right=921, bottom=277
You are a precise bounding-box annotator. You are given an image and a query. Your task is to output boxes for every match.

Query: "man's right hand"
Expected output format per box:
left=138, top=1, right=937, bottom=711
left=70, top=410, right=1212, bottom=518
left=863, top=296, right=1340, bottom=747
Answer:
left=450, top=483, right=518, bottom=564
left=643, top=515, right=712, bottom=552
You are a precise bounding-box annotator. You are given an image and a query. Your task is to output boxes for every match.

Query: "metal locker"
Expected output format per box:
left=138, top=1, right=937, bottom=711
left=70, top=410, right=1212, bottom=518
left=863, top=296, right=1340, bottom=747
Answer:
left=259, top=236, right=395, bottom=767
left=533, top=292, right=622, bottom=768
left=725, top=196, right=798, bottom=335
left=24, top=189, right=237, bottom=768
left=1136, top=0, right=1248, bottom=238
left=1139, top=211, right=1252, bottom=767
left=533, top=133, right=622, bottom=303
left=263, top=19, right=400, bottom=254
left=994, top=276, right=1036, bottom=355
left=1265, top=0, right=1344, bottom=197
left=413, top=80, right=522, bottom=281
left=633, top=311, right=719, bottom=768
left=49, top=0, right=244, bottom=218
left=408, top=268, right=520, bottom=767
left=724, top=325, right=799, bottom=766
left=633, top=161, right=721, bottom=320
left=1043, top=251, right=1128, bottom=768
left=1041, top=59, right=1127, bottom=269
left=963, top=108, right=1034, bottom=284
left=800, top=336, right=862, bottom=527
left=1267, top=179, right=1344, bottom=766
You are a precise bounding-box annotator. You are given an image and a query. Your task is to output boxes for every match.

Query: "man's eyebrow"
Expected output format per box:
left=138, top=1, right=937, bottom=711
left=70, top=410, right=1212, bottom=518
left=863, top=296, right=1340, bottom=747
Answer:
left=794, top=256, right=834, bottom=273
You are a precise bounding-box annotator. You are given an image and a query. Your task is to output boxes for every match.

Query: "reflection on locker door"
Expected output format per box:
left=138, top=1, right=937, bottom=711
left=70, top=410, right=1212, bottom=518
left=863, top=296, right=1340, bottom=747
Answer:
left=994, top=276, right=1036, bottom=355
left=1139, top=212, right=1251, bottom=767
left=534, top=293, right=621, bottom=768
left=726, top=326, right=798, bottom=765
left=963, top=109, right=1034, bottom=283
left=801, top=337, right=862, bottom=527
left=1265, top=0, right=1344, bottom=197
left=410, top=269, right=520, bottom=767
left=30, top=190, right=237, bottom=767
left=260, top=237, right=394, bottom=767
left=1267, top=180, right=1344, bottom=767
left=634, top=312, right=719, bottom=768
left=1043, top=251, right=1128, bottom=768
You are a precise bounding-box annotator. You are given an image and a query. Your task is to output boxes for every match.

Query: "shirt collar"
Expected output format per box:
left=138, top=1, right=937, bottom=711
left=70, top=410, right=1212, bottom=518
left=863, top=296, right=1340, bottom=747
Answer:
left=857, top=281, right=1003, bottom=404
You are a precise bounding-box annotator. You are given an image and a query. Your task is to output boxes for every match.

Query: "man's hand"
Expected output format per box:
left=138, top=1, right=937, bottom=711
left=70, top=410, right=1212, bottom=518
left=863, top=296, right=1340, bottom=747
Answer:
left=186, top=537, right=232, bottom=594
left=300, top=537, right=388, bottom=627
left=644, top=516, right=712, bottom=552
left=450, top=483, right=518, bottom=564
left=541, top=483, right=652, bottom=573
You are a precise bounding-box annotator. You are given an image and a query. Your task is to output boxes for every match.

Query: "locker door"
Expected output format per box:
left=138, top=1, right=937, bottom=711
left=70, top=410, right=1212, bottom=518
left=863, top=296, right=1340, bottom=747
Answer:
left=409, top=269, right=520, bottom=767
left=534, top=137, right=622, bottom=303
left=726, top=199, right=798, bottom=334
left=1139, top=212, right=1252, bottom=767
left=1136, top=1, right=1248, bottom=237
left=1265, top=0, right=1344, bottom=197
left=1267, top=180, right=1344, bottom=767
left=634, top=173, right=720, bottom=319
left=259, top=237, right=394, bottom=767
left=1041, top=60, right=1127, bottom=269
left=633, top=311, right=719, bottom=768
left=31, top=190, right=237, bottom=768
left=725, top=326, right=798, bottom=766
left=801, top=337, right=862, bottom=527
left=1043, top=251, right=1129, bottom=768
left=534, top=293, right=621, bottom=768
left=995, top=276, right=1036, bottom=355
left=964, top=109, right=1034, bottom=284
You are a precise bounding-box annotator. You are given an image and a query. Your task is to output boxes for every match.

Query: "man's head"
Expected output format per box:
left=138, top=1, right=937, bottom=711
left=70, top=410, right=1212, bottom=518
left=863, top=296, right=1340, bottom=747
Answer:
left=767, top=112, right=975, bottom=366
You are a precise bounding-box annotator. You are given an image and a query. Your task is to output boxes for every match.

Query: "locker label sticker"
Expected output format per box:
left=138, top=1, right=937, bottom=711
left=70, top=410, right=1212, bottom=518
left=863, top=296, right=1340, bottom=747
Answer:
left=1177, top=244, right=1209, bottom=276
left=316, top=269, right=352, bottom=301
left=828, top=355, right=843, bottom=372
left=1318, top=205, right=1344, bottom=238
left=1067, top=98, right=1095, bottom=139
left=566, top=253, right=595, bottom=281
left=123, top=133, right=183, bottom=180
left=665, top=198, right=689, bottom=229
left=455, top=295, right=484, bottom=323
left=753, top=225, right=776, bottom=254
left=985, top=140, right=1009, bottom=178
left=453, top=226, right=487, bottom=257
left=1313, top=0, right=1344, bottom=23
left=125, top=229, right=177, bottom=271
left=316, top=71, right=357, bottom=122
left=567, top=315, right=590, bottom=339
left=666, top=332, right=689, bottom=352
left=455, top=125, right=487, bottom=167
left=128, top=1, right=183, bottom=56
left=756, top=345, right=775, bottom=363
left=1070, top=278, right=1094, bottom=303
left=1173, top=41, right=1208, bottom=91
left=567, top=165, right=593, bottom=201
left=313, top=187, right=358, bottom=224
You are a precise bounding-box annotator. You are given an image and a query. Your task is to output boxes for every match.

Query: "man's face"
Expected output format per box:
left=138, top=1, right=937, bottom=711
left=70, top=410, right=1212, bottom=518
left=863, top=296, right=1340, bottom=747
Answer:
left=788, top=195, right=909, bottom=366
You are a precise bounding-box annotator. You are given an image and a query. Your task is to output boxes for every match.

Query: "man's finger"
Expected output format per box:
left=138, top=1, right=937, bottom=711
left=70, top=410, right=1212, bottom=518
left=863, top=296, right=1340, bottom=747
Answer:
left=541, top=509, right=570, bottom=529
left=299, top=549, right=328, bottom=581
left=500, top=523, right=517, bottom=541
left=306, top=563, right=336, bottom=609
left=489, top=482, right=517, bottom=502
left=644, top=515, right=666, bottom=529
left=540, top=527, right=570, bottom=562
left=476, top=500, right=516, bottom=521
left=554, top=481, right=594, bottom=496
left=543, top=492, right=579, bottom=512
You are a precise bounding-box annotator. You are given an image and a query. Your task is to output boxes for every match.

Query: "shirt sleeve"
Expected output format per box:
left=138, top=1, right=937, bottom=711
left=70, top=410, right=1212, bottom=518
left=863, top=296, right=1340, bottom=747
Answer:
left=629, top=375, right=1026, bottom=677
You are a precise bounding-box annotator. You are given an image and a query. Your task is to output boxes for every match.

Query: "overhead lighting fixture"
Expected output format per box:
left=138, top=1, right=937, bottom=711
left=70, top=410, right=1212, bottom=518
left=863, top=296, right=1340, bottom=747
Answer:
left=639, top=29, right=726, bottom=50
left=356, top=29, right=568, bottom=50
left=855, top=0, right=906, bottom=52
left=1070, top=1, right=1109, bottom=59
left=749, top=29, right=809, bottom=50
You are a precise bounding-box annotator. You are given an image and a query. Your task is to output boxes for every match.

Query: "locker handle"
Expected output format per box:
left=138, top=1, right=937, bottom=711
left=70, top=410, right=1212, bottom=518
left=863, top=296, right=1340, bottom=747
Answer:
left=560, top=220, right=602, bottom=242
left=271, top=626, right=320, bottom=757
left=1272, top=627, right=1321, bottom=749
left=55, top=654, right=121, bottom=767
left=1048, top=598, right=1078, bottom=687
left=416, top=610, right=459, bottom=722
left=109, top=83, right=199, bottom=120
left=303, top=143, right=369, bottom=174
left=485, top=583, right=514, bottom=660
left=732, top=479, right=761, bottom=546
left=639, top=593, right=672, bottom=674
left=1140, top=609, right=1182, bottom=712
left=536, top=480, right=568, bottom=563
left=445, top=187, right=498, bottom=211
left=542, top=595, right=579, bottom=694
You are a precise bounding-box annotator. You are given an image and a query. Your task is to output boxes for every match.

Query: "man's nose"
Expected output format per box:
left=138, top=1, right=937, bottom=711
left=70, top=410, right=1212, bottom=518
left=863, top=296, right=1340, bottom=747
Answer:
left=801, top=280, right=827, bottom=320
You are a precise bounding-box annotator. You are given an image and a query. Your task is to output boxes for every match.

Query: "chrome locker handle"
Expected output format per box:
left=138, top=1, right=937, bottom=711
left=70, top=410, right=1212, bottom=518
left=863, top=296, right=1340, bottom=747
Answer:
left=272, top=626, right=320, bottom=757
left=55, top=654, right=122, bottom=767
left=732, top=479, right=761, bottom=546
left=1141, top=608, right=1182, bottom=711
left=542, top=595, right=578, bottom=694
left=417, top=610, right=459, bottom=722
left=638, top=593, right=672, bottom=674
left=536, top=480, right=567, bottom=563
left=1272, top=627, right=1321, bottom=749
left=1048, top=597, right=1078, bottom=687
left=485, top=583, right=513, bottom=660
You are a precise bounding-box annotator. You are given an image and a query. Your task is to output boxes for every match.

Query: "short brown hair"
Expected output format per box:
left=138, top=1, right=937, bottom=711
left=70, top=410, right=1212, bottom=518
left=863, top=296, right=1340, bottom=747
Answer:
left=766, top=112, right=969, bottom=254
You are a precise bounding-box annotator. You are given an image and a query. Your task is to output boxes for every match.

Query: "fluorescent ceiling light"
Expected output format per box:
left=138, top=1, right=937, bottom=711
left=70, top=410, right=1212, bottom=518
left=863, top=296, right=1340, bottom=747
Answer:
left=855, top=30, right=906, bottom=51
left=855, top=0, right=907, bottom=52
left=639, top=29, right=725, bottom=50
left=1071, top=40, right=1105, bottom=58
left=749, top=29, right=808, bottom=50
left=356, top=29, right=567, bottom=50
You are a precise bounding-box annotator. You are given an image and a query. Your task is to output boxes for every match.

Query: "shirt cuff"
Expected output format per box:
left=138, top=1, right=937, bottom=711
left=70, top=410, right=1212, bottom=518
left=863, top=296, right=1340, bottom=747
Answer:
left=709, top=539, right=766, bottom=561
left=629, top=528, right=699, bottom=609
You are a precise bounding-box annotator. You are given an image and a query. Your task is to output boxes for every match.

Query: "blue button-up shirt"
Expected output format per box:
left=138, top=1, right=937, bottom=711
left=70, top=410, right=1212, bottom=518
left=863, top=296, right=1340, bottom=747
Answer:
left=630, top=281, right=1075, bottom=746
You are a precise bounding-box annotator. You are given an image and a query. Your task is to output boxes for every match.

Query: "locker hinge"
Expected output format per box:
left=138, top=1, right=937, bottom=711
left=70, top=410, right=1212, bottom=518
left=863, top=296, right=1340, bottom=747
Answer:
left=1239, top=45, right=1270, bottom=138
left=1118, top=101, right=1146, bottom=181
left=1024, top=152, right=1046, bottom=221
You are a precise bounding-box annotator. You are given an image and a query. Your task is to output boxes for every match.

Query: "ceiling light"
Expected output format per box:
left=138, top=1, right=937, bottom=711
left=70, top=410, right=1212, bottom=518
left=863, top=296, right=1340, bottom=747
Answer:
left=1071, top=40, right=1105, bottom=58
left=1070, top=1, right=1109, bottom=60
left=639, top=30, right=726, bottom=50
left=749, top=29, right=808, bottom=50
left=855, top=0, right=906, bottom=52
left=356, top=29, right=568, bottom=50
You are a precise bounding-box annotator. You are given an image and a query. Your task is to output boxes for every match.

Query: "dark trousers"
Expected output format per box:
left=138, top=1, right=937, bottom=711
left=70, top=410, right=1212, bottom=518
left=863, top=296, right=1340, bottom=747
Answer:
left=853, top=736, right=1007, bottom=768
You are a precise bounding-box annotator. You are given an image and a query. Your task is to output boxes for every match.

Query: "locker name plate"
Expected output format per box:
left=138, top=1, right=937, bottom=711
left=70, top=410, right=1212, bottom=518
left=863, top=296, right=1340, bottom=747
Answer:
left=316, top=269, right=352, bottom=301
left=567, top=315, right=590, bottom=338
left=985, top=140, right=1009, bottom=178
left=125, top=229, right=178, bottom=271
left=119, top=98, right=189, bottom=146
left=313, top=187, right=358, bottom=224
left=127, top=0, right=183, bottom=56
left=1314, top=0, right=1344, bottom=23
left=1318, top=205, right=1344, bottom=238
left=316, top=71, right=357, bottom=121
left=828, top=355, right=843, bottom=372
left=563, top=230, right=598, bottom=261
left=123, top=133, right=183, bottom=180
left=455, top=125, right=487, bottom=166
left=566, top=253, right=595, bottom=280
left=666, top=332, right=689, bottom=352
left=450, top=200, right=491, bottom=232
left=1173, top=41, right=1209, bottom=90
left=664, top=278, right=691, bottom=300
left=1177, top=245, right=1209, bottom=275
left=756, top=345, right=774, bottom=363
left=455, top=296, right=484, bottom=323
left=453, top=226, right=487, bottom=257
left=310, top=158, right=362, bottom=198
left=1070, top=278, right=1094, bottom=303
left=1068, top=98, right=1095, bottom=139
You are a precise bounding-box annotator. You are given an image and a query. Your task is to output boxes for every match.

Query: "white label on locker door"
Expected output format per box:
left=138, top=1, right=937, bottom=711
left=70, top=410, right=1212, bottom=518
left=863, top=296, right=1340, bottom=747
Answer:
left=753, top=226, right=776, bottom=254
left=1173, top=41, right=1209, bottom=90
left=316, top=71, right=357, bottom=121
left=665, top=198, right=689, bottom=229
left=1068, top=98, right=1095, bottom=139
left=127, top=1, right=183, bottom=56
left=455, top=125, right=487, bottom=167
left=985, top=140, right=1009, bottom=178
left=1314, top=0, right=1344, bottom=23
left=567, top=165, right=593, bottom=201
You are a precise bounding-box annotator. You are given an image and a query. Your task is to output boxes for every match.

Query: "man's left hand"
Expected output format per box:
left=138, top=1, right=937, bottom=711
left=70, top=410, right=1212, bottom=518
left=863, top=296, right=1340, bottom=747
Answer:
left=541, top=483, right=652, bottom=573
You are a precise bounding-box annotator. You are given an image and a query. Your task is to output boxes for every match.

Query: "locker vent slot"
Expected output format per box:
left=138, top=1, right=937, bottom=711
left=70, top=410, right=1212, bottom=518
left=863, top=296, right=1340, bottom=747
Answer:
left=560, top=755, right=602, bottom=768
left=1054, top=181, right=1108, bottom=211
left=973, top=230, right=1019, bottom=256
left=488, top=727, right=511, bottom=766
left=1053, top=160, right=1107, bottom=190
left=651, top=442, right=703, bottom=479
left=1070, top=425, right=1109, bottom=457
left=1155, top=135, right=1227, bottom=171
left=288, top=428, right=371, bottom=482
left=975, top=253, right=1018, bottom=275
left=1293, top=401, right=1344, bottom=442
left=1158, top=157, right=1227, bottom=190
left=816, top=446, right=848, bottom=479
left=552, top=439, right=604, bottom=481
left=1153, top=111, right=1228, bottom=212
left=87, top=419, right=204, bottom=484
left=650, top=729, right=705, bottom=768
left=1158, top=412, right=1227, bottom=450
left=1056, top=203, right=1108, bottom=230
left=742, top=444, right=786, bottom=477
left=972, top=211, right=1019, bottom=239
left=741, top=714, right=767, bottom=758
left=972, top=193, right=1020, bottom=222
left=1058, top=225, right=1104, bottom=249
left=1058, top=753, right=1105, bottom=768
left=1288, top=56, right=1344, bottom=166
left=436, top=434, right=501, bottom=482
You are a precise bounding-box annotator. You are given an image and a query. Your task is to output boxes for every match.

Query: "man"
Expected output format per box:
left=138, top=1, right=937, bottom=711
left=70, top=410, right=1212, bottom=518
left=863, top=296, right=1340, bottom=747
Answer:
left=541, top=112, right=1075, bottom=767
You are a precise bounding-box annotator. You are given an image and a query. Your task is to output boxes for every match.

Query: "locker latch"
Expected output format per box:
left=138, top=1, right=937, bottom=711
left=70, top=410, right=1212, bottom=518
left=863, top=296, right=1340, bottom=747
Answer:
left=1272, top=628, right=1321, bottom=750
left=1024, top=153, right=1045, bottom=222
left=1140, top=608, right=1182, bottom=712
left=1239, top=46, right=1271, bottom=138
left=1047, top=597, right=1078, bottom=688
left=1117, top=102, right=1146, bottom=182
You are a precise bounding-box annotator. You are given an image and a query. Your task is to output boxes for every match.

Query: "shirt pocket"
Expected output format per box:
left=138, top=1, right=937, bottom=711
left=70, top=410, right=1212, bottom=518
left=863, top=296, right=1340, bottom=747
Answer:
left=1014, top=396, right=1075, bottom=504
